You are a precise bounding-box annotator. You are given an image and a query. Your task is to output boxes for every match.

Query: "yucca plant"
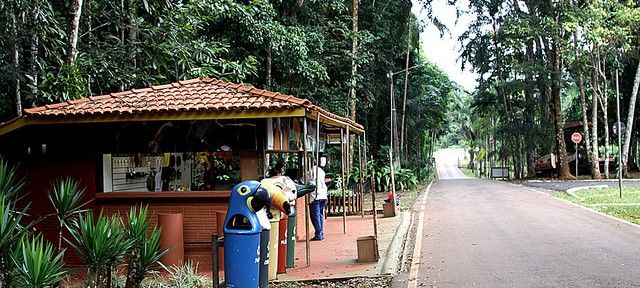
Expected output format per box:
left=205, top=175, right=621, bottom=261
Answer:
left=0, top=160, right=33, bottom=287
left=67, top=211, right=133, bottom=287
left=10, top=234, right=66, bottom=288
left=0, top=160, right=24, bottom=202
left=0, top=197, right=32, bottom=286
left=125, top=205, right=169, bottom=288
left=48, top=178, right=89, bottom=250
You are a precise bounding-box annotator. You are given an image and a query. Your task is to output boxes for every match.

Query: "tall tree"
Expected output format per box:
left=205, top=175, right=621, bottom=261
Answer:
left=400, top=17, right=413, bottom=161
left=623, top=63, right=640, bottom=174
left=349, top=0, right=359, bottom=122
left=66, top=0, right=83, bottom=65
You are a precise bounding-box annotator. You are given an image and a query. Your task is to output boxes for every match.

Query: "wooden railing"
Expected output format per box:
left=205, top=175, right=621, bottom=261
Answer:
left=327, top=183, right=364, bottom=215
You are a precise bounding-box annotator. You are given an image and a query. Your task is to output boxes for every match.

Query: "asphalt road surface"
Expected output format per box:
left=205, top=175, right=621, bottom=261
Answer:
left=397, top=179, right=640, bottom=288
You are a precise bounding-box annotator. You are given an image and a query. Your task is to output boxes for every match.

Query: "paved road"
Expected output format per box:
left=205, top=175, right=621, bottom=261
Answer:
left=434, top=149, right=468, bottom=179
left=396, top=179, right=640, bottom=287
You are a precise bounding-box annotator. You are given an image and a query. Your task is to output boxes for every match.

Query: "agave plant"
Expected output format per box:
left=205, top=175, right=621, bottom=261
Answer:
left=67, top=211, right=133, bottom=287
left=0, top=161, right=33, bottom=287
left=0, top=160, right=24, bottom=202
left=0, top=197, right=32, bottom=286
left=48, top=178, right=89, bottom=250
left=10, top=234, right=66, bottom=288
left=125, top=205, right=169, bottom=288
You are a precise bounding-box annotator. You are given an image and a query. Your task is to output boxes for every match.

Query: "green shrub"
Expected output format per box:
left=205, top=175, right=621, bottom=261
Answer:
left=141, top=261, right=210, bottom=288
left=0, top=160, right=33, bottom=287
left=125, top=205, right=170, bottom=288
left=67, top=211, right=133, bottom=287
left=48, top=178, right=89, bottom=250
left=394, top=168, right=418, bottom=191
left=0, top=160, right=24, bottom=202
left=10, top=234, right=66, bottom=288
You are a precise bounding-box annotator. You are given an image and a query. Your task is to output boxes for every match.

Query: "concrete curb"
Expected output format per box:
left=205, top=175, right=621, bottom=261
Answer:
left=381, top=210, right=411, bottom=275
left=565, top=185, right=608, bottom=195
left=381, top=180, right=434, bottom=276
left=519, top=184, right=640, bottom=230
left=553, top=195, right=640, bottom=230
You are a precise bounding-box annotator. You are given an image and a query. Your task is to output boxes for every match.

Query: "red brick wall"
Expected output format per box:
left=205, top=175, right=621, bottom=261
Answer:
left=99, top=199, right=228, bottom=270
left=18, top=154, right=98, bottom=267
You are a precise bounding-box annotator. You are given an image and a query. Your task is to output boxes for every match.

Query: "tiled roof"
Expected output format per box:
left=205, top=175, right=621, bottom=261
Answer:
left=22, top=78, right=363, bottom=130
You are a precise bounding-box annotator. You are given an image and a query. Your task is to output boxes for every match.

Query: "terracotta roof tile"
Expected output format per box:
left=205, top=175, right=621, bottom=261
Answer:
left=132, top=88, right=153, bottom=93
left=20, top=78, right=364, bottom=131
left=111, top=91, right=132, bottom=97
left=178, top=79, right=200, bottom=85
left=151, top=84, right=173, bottom=90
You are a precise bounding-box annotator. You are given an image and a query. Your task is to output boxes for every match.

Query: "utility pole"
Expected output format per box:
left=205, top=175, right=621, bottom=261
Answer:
left=388, top=63, right=425, bottom=168
left=388, top=71, right=400, bottom=168
left=400, top=19, right=412, bottom=162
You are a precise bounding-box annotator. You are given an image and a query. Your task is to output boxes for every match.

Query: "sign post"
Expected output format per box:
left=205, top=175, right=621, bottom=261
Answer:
left=571, top=132, right=582, bottom=177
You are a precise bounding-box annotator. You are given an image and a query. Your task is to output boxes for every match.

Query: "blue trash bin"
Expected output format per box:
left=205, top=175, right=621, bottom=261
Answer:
left=256, top=209, right=271, bottom=288
left=224, top=181, right=270, bottom=288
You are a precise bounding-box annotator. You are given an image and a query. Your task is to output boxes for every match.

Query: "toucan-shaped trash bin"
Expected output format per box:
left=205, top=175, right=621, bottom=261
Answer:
left=223, top=180, right=270, bottom=288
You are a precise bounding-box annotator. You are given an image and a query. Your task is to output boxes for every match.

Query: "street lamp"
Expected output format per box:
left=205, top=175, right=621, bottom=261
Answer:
left=386, top=63, right=425, bottom=214
left=387, top=63, right=426, bottom=166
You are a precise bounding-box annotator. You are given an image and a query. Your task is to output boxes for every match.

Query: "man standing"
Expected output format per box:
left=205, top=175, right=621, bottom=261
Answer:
left=309, top=156, right=328, bottom=241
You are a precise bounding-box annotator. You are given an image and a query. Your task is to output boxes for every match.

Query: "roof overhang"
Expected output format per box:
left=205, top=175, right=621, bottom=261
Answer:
left=0, top=108, right=306, bottom=136
left=306, top=109, right=364, bottom=134
left=0, top=78, right=365, bottom=136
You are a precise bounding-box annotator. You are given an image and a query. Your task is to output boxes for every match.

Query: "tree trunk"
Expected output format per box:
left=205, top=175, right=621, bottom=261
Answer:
left=622, top=61, right=640, bottom=175
left=348, top=0, right=359, bottom=168
left=525, top=42, right=536, bottom=177
left=550, top=47, right=573, bottom=179
left=127, top=0, right=137, bottom=76
left=67, top=0, right=84, bottom=65
left=11, top=10, right=22, bottom=117
left=591, top=61, right=601, bottom=180
left=400, top=19, right=412, bottom=160
left=596, top=51, right=610, bottom=179
left=29, top=5, right=39, bottom=106
left=349, top=0, right=359, bottom=122
left=124, top=249, right=143, bottom=288
left=630, top=130, right=638, bottom=171
left=571, top=27, right=597, bottom=178
left=86, top=0, right=92, bottom=93
left=536, top=39, right=553, bottom=153
left=265, top=47, right=272, bottom=88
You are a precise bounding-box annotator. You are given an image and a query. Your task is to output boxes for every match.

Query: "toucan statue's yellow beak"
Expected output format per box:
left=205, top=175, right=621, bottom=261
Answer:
left=260, top=179, right=291, bottom=215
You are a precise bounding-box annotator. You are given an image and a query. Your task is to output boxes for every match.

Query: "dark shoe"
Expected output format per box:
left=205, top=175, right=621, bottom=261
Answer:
left=310, top=237, right=323, bottom=241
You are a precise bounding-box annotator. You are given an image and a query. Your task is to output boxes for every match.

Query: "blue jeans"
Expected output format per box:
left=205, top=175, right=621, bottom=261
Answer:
left=309, top=199, right=327, bottom=239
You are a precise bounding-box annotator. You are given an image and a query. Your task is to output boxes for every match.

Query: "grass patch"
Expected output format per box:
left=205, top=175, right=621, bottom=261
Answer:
left=557, top=187, right=640, bottom=224
left=459, top=167, right=476, bottom=178
left=400, top=183, right=430, bottom=210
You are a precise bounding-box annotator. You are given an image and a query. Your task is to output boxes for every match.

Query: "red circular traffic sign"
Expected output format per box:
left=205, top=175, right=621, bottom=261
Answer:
left=571, top=132, right=582, bottom=144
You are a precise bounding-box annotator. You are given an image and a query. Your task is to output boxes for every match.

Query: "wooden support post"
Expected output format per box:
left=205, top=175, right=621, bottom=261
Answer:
left=304, top=117, right=311, bottom=267
left=341, top=128, right=347, bottom=233
left=358, top=135, right=365, bottom=218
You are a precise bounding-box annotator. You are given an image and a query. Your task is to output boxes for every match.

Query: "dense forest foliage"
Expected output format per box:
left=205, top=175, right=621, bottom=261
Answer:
left=0, top=0, right=456, bottom=173
left=452, top=0, right=640, bottom=180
